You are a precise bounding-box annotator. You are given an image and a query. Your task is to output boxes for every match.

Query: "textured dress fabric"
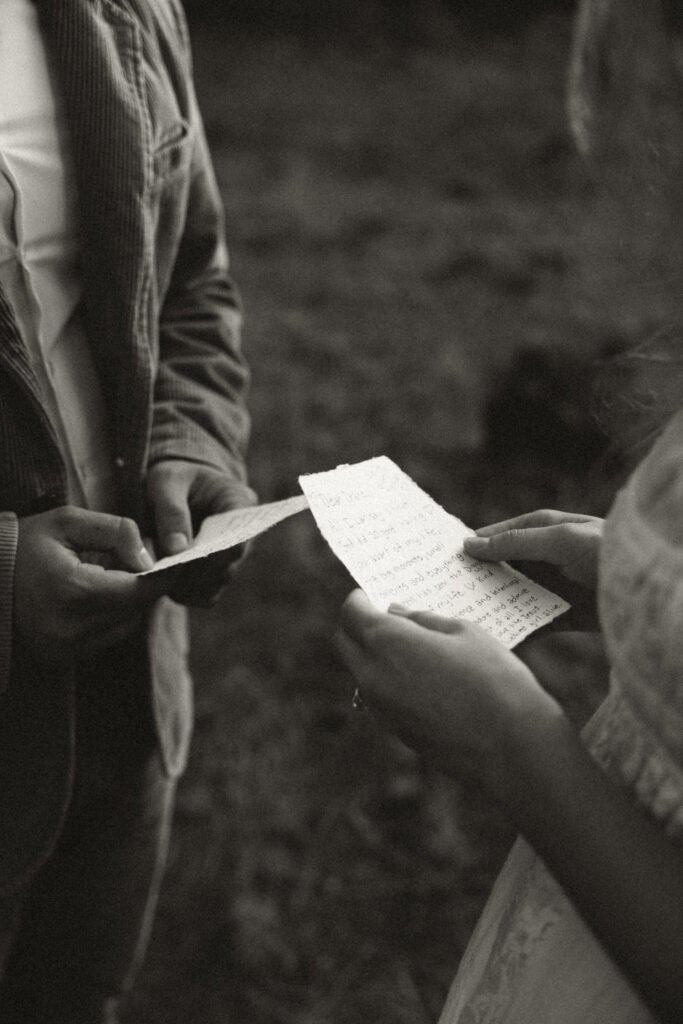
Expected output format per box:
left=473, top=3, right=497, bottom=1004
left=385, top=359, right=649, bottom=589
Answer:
left=438, top=411, right=683, bottom=1024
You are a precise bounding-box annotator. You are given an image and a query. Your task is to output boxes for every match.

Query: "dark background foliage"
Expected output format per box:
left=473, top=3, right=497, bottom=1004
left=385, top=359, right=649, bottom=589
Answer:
left=183, top=0, right=576, bottom=39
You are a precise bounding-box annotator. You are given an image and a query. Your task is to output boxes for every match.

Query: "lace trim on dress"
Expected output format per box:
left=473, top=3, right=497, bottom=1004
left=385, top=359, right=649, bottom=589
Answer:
left=456, top=841, right=564, bottom=1024
left=583, top=684, right=683, bottom=845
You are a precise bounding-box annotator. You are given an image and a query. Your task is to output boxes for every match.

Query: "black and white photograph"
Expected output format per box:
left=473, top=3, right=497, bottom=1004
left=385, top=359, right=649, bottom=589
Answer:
left=0, top=1, right=681, bottom=1022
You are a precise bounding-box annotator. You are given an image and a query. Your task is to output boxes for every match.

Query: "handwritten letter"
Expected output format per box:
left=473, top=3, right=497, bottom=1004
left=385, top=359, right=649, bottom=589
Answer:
left=300, top=457, right=569, bottom=648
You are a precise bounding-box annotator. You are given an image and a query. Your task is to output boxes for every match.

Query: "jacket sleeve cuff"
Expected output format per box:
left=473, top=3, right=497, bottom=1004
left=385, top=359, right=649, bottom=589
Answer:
left=0, top=512, right=18, bottom=696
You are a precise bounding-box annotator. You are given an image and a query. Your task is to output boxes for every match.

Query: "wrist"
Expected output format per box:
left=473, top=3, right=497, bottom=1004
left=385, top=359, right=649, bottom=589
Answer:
left=494, top=676, right=571, bottom=816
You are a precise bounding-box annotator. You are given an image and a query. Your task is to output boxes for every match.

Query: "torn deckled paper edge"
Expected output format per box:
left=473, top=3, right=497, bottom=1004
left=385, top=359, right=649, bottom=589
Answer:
left=139, top=493, right=309, bottom=575
left=299, top=456, right=569, bottom=649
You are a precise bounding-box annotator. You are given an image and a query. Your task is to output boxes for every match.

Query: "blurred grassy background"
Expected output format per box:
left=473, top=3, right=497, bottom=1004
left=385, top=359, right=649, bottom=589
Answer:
left=124, top=3, right=682, bottom=1022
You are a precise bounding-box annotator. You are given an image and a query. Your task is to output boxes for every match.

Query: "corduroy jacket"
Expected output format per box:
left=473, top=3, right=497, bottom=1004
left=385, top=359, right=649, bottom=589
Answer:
left=0, top=0, right=252, bottom=892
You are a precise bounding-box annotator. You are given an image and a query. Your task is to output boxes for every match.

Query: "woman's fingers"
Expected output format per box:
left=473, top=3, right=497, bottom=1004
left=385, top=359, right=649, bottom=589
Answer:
left=388, top=604, right=464, bottom=635
left=333, top=627, right=365, bottom=674
left=465, top=525, right=576, bottom=563
left=341, top=590, right=465, bottom=644
left=472, top=509, right=598, bottom=538
left=339, top=588, right=383, bottom=644
left=464, top=509, right=602, bottom=585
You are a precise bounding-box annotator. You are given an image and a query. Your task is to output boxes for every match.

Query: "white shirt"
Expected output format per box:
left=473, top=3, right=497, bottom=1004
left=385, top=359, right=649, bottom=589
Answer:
left=0, top=0, right=115, bottom=511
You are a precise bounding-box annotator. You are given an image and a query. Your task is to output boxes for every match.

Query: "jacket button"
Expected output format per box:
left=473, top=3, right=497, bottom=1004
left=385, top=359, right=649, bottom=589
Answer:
left=114, top=456, right=126, bottom=469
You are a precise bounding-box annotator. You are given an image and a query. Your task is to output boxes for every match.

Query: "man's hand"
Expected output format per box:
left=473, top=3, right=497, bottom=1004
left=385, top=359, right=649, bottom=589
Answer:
left=15, top=506, right=160, bottom=661
left=146, top=459, right=256, bottom=606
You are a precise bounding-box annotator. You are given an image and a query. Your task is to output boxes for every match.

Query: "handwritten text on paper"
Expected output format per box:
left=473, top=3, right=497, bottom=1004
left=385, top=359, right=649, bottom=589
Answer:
left=299, top=457, right=568, bottom=648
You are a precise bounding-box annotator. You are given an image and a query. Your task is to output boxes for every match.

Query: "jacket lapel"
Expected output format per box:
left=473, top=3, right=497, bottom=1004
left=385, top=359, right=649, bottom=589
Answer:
left=36, top=0, right=153, bottom=500
left=0, top=290, right=60, bottom=447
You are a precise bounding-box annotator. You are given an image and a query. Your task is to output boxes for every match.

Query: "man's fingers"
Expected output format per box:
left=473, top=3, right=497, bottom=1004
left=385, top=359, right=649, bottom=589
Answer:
left=199, top=480, right=259, bottom=518
left=72, top=562, right=146, bottom=614
left=150, top=478, right=193, bottom=555
left=57, top=507, right=152, bottom=572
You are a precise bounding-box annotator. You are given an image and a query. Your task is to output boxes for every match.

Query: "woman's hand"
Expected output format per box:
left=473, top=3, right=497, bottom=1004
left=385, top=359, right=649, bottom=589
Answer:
left=463, top=510, right=604, bottom=632
left=463, top=509, right=603, bottom=589
left=335, top=589, right=560, bottom=806
left=337, top=588, right=683, bottom=1022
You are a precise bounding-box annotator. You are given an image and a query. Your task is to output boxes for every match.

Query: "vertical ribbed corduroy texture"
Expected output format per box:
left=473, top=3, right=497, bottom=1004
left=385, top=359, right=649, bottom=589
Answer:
left=0, top=513, right=18, bottom=695
left=36, top=0, right=252, bottom=521
left=0, top=289, right=68, bottom=516
left=0, top=289, right=45, bottom=416
left=38, top=0, right=153, bottom=519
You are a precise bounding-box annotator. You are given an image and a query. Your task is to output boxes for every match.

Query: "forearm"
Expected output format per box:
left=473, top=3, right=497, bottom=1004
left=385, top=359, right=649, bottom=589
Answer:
left=515, top=630, right=610, bottom=728
left=504, top=700, right=683, bottom=1023
left=338, top=594, right=682, bottom=1018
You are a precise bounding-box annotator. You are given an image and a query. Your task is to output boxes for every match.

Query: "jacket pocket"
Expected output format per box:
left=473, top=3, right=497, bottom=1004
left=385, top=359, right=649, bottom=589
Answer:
left=151, top=119, right=192, bottom=185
